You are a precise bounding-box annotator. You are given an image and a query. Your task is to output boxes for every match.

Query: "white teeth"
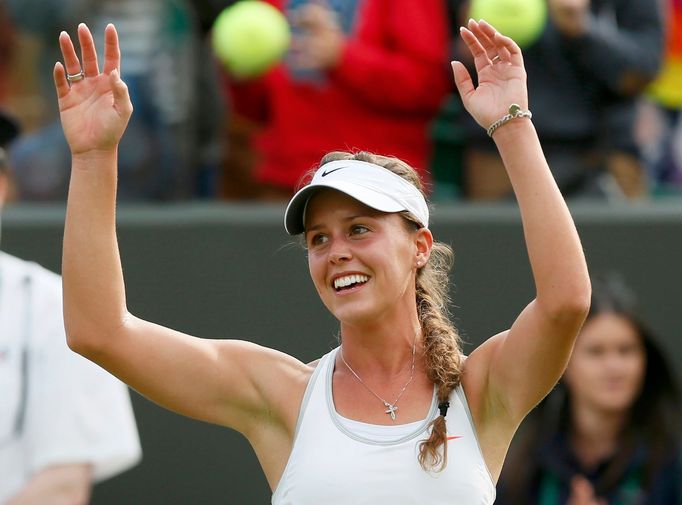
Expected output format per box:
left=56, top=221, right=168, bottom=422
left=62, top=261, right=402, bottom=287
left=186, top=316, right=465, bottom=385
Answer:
left=334, top=274, right=369, bottom=290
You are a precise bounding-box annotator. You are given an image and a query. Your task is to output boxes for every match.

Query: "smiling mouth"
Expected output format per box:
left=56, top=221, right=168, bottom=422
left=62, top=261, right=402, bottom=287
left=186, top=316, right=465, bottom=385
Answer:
left=333, top=274, right=369, bottom=292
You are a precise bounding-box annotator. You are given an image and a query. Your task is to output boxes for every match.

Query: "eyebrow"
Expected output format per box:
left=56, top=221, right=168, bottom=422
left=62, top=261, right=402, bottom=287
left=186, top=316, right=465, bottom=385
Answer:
left=305, top=214, right=373, bottom=234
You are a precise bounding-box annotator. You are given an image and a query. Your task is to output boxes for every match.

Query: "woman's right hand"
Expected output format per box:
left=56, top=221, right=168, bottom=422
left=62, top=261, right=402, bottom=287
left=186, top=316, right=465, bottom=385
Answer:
left=54, top=23, right=132, bottom=157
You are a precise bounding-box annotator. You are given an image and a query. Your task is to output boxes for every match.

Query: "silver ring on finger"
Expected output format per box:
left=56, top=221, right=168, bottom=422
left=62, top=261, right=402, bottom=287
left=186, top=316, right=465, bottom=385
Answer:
left=66, top=69, right=85, bottom=82
left=491, top=55, right=501, bottom=64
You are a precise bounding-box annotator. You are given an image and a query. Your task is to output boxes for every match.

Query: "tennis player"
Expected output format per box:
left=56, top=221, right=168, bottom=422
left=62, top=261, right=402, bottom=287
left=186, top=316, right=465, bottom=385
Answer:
left=54, top=19, right=590, bottom=504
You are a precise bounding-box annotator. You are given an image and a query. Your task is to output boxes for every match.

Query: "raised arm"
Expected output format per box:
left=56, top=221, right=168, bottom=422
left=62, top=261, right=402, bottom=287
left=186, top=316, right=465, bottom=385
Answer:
left=55, top=24, right=307, bottom=436
left=452, top=19, right=590, bottom=452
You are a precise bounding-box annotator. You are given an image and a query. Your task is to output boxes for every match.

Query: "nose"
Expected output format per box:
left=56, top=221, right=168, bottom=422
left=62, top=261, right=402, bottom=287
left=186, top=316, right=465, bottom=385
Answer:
left=328, top=236, right=352, bottom=264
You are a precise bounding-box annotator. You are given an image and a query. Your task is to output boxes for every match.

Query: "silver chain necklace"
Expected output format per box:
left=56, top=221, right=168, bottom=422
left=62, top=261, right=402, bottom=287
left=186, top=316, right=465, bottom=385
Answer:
left=340, top=340, right=416, bottom=421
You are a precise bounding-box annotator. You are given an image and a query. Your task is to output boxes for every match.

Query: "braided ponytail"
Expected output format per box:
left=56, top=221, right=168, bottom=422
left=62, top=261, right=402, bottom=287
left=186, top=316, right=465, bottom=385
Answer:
left=415, top=244, right=464, bottom=471
left=316, top=151, right=465, bottom=471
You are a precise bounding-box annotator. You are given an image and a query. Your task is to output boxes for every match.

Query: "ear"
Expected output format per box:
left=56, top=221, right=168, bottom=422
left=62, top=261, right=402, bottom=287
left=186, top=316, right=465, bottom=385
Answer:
left=414, top=227, right=433, bottom=269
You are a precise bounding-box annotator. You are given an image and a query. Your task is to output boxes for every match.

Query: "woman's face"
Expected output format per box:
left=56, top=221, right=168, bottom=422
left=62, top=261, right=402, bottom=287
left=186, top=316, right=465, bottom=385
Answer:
left=304, top=189, right=430, bottom=326
left=563, top=312, right=646, bottom=414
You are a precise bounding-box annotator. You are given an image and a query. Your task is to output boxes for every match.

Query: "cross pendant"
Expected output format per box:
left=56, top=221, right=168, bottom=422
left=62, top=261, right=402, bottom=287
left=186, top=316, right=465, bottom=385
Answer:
left=384, top=403, right=398, bottom=421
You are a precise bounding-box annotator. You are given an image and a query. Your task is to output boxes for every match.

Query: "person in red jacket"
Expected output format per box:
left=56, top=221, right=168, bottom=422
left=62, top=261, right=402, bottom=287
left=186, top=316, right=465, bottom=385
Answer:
left=224, top=0, right=452, bottom=198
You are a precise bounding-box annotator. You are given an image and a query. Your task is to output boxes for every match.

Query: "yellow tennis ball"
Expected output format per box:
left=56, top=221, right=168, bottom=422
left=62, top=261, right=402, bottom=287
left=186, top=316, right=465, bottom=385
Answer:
left=212, top=0, right=291, bottom=79
left=469, top=0, right=547, bottom=48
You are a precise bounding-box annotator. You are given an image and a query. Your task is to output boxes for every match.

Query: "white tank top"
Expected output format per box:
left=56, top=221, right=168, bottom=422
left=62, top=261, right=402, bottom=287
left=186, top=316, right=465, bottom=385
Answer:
left=272, top=347, right=496, bottom=505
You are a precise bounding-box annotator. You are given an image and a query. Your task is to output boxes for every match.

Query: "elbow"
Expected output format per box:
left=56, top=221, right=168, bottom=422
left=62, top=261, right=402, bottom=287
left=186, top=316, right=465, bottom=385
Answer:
left=65, top=314, right=130, bottom=358
left=541, top=280, right=592, bottom=326
left=65, top=327, right=95, bottom=357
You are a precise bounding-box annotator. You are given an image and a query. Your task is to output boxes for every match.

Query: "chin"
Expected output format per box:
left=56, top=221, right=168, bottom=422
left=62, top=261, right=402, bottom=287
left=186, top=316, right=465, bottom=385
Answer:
left=330, top=299, right=385, bottom=326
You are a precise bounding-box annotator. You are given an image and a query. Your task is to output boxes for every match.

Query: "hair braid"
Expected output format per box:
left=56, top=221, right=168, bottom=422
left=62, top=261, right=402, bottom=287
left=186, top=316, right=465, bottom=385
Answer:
left=415, top=246, right=464, bottom=471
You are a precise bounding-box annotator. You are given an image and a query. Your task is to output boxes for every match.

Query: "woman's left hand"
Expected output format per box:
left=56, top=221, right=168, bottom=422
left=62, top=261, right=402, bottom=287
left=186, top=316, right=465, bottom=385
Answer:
left=452, top=19, right=528, bottom=130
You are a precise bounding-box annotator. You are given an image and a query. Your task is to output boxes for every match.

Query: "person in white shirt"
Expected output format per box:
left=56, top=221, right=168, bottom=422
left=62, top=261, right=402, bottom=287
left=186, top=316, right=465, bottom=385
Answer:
left=0, top=111, right=141, bottom=505
left=53, top=20, right=590, bottom=504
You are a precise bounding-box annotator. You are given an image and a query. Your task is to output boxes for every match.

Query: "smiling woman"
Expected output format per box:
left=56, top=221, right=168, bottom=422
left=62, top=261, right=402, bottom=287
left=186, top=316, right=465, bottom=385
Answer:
left=496, top=277, right=681, bottom=504
left=55, top=19, right=590, bottom=505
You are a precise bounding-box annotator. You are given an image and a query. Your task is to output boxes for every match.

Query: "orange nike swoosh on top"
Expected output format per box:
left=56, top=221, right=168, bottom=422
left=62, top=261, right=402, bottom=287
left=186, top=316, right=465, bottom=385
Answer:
left=447, top=436, right=462, bottom=441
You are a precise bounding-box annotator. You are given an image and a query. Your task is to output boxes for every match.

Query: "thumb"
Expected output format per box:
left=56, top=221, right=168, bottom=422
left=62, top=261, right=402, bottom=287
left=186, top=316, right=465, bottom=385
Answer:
left=451, top=61, right=474, bottom=101
left=109, top=69, right=133, bottom=117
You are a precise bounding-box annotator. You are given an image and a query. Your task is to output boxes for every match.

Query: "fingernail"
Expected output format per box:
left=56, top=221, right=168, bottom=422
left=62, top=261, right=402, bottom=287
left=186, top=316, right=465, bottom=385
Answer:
left=111, top=69, right=119, bottom=79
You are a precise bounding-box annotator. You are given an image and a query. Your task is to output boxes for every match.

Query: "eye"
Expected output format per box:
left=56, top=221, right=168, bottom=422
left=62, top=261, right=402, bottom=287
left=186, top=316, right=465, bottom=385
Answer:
left=618, top=343, right=640, bottom=356
left=308, top=233, right=328, bottom=247
left=584, top=345, right=604, bottom=357
left=350, top=224, right=370, bottom=236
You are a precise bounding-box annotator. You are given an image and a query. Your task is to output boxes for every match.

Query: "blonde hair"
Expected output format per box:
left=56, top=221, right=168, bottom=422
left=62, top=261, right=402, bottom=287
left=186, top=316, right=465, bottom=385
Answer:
left=317, top=151, right=464, bottom=471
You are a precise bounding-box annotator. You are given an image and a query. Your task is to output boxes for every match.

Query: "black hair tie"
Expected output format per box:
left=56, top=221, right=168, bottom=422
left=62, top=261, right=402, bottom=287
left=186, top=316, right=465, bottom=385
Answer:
left=438, top=401, right=450, bottom=418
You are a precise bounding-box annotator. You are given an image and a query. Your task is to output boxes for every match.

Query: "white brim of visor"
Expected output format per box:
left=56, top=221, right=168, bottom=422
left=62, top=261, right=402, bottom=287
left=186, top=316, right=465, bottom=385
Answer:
left=284, top=159, right=429, bottom=235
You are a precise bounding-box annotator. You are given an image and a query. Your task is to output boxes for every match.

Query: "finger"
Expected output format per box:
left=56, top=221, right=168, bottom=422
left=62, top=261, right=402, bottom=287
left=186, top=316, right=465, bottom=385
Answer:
left=77, top=23, right=99, bottom=77
left=467, top=19, right=496, bottom=60
left=476, top=20, right=523, bottom=67
left=492, top=30, right=524, bottom=68
left=451, top=61, right=475, bottom=100
left=102, top=24, right=121, bottom=74
left=53, top=62, right=70, bottom=99
left=59, top=30, right=83, bottom=77
left=459, top=26, right=491, bottom=74
left=496, top=45, right=513, bottom=64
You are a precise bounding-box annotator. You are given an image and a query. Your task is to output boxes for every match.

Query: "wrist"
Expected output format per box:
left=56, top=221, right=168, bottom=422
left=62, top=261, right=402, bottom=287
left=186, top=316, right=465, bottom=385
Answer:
left=486, top=104, right=533, bottom=138
left=491, top=118, right=538, bottom=147
left=71, top=148, right=118, bottom=173
left=71, top=148, right=118, bottom=162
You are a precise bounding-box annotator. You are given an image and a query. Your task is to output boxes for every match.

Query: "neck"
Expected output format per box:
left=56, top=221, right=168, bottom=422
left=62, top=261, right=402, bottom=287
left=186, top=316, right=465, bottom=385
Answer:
left=340, top=316, right=422, bottom=377
left=569, top=401, right=629, bottom=469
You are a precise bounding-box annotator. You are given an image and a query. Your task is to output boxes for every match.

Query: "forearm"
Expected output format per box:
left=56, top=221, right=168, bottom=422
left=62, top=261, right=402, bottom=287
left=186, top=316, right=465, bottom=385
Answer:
left=7, top=465, right=92, bottom=505
left=63, top=150, right=128, bottom=352
left=494, top=120, right=590, bottom=317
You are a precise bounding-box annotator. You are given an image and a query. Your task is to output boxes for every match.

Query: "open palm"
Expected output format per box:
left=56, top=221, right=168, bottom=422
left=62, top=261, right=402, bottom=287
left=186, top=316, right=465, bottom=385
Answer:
left=452, top=20, right=528, bottom=130
left=54, top=24, right=132, bottom=156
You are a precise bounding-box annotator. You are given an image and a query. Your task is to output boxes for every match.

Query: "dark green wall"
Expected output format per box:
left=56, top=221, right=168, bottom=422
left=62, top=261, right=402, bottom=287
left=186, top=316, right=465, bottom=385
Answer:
left=3, top=202, right=681, bottom=504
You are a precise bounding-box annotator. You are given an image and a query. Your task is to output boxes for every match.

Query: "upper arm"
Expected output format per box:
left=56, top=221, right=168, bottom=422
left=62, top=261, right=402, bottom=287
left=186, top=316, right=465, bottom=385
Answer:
left=78, top=316, right=309, bottom=436
left=466, top=299, right=584, bottom=428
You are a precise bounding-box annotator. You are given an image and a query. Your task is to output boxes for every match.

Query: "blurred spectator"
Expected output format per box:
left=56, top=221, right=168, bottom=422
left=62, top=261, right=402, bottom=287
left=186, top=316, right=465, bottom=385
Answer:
left=5, top=0, right=223, bottom=200
left=0, top=110, right=142, bottom=504
left=496, top=275, right=681, bottom=504
left=445, top=0, right=664, bottom=201
left=0, top=3, right=16, bottom=104
left=637, top=0, right=682, bottom=195
left=222, top=0, right=452, bottom=199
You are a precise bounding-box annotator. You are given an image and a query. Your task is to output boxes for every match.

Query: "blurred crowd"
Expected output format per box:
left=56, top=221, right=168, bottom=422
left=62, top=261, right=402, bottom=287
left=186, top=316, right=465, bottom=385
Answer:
left=0, top=0, right=680, bottom=202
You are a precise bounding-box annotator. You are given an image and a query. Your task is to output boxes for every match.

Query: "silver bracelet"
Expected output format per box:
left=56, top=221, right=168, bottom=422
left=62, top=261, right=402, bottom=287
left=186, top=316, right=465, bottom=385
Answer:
left=486, top=104, right=532, bottom=137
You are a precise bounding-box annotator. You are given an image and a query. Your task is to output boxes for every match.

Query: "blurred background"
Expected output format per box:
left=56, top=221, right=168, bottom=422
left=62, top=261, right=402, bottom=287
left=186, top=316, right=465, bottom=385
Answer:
left=0, top=0, right=680, bottom=503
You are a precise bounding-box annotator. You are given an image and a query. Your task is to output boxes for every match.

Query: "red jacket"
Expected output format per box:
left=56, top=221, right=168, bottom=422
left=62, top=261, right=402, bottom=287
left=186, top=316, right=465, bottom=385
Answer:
left=227, top=0, right=452, bottom=191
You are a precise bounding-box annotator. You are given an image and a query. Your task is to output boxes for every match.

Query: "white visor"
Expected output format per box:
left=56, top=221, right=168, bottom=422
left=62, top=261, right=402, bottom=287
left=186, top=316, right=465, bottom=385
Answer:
left=284, top=159, right=429, bottom=235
